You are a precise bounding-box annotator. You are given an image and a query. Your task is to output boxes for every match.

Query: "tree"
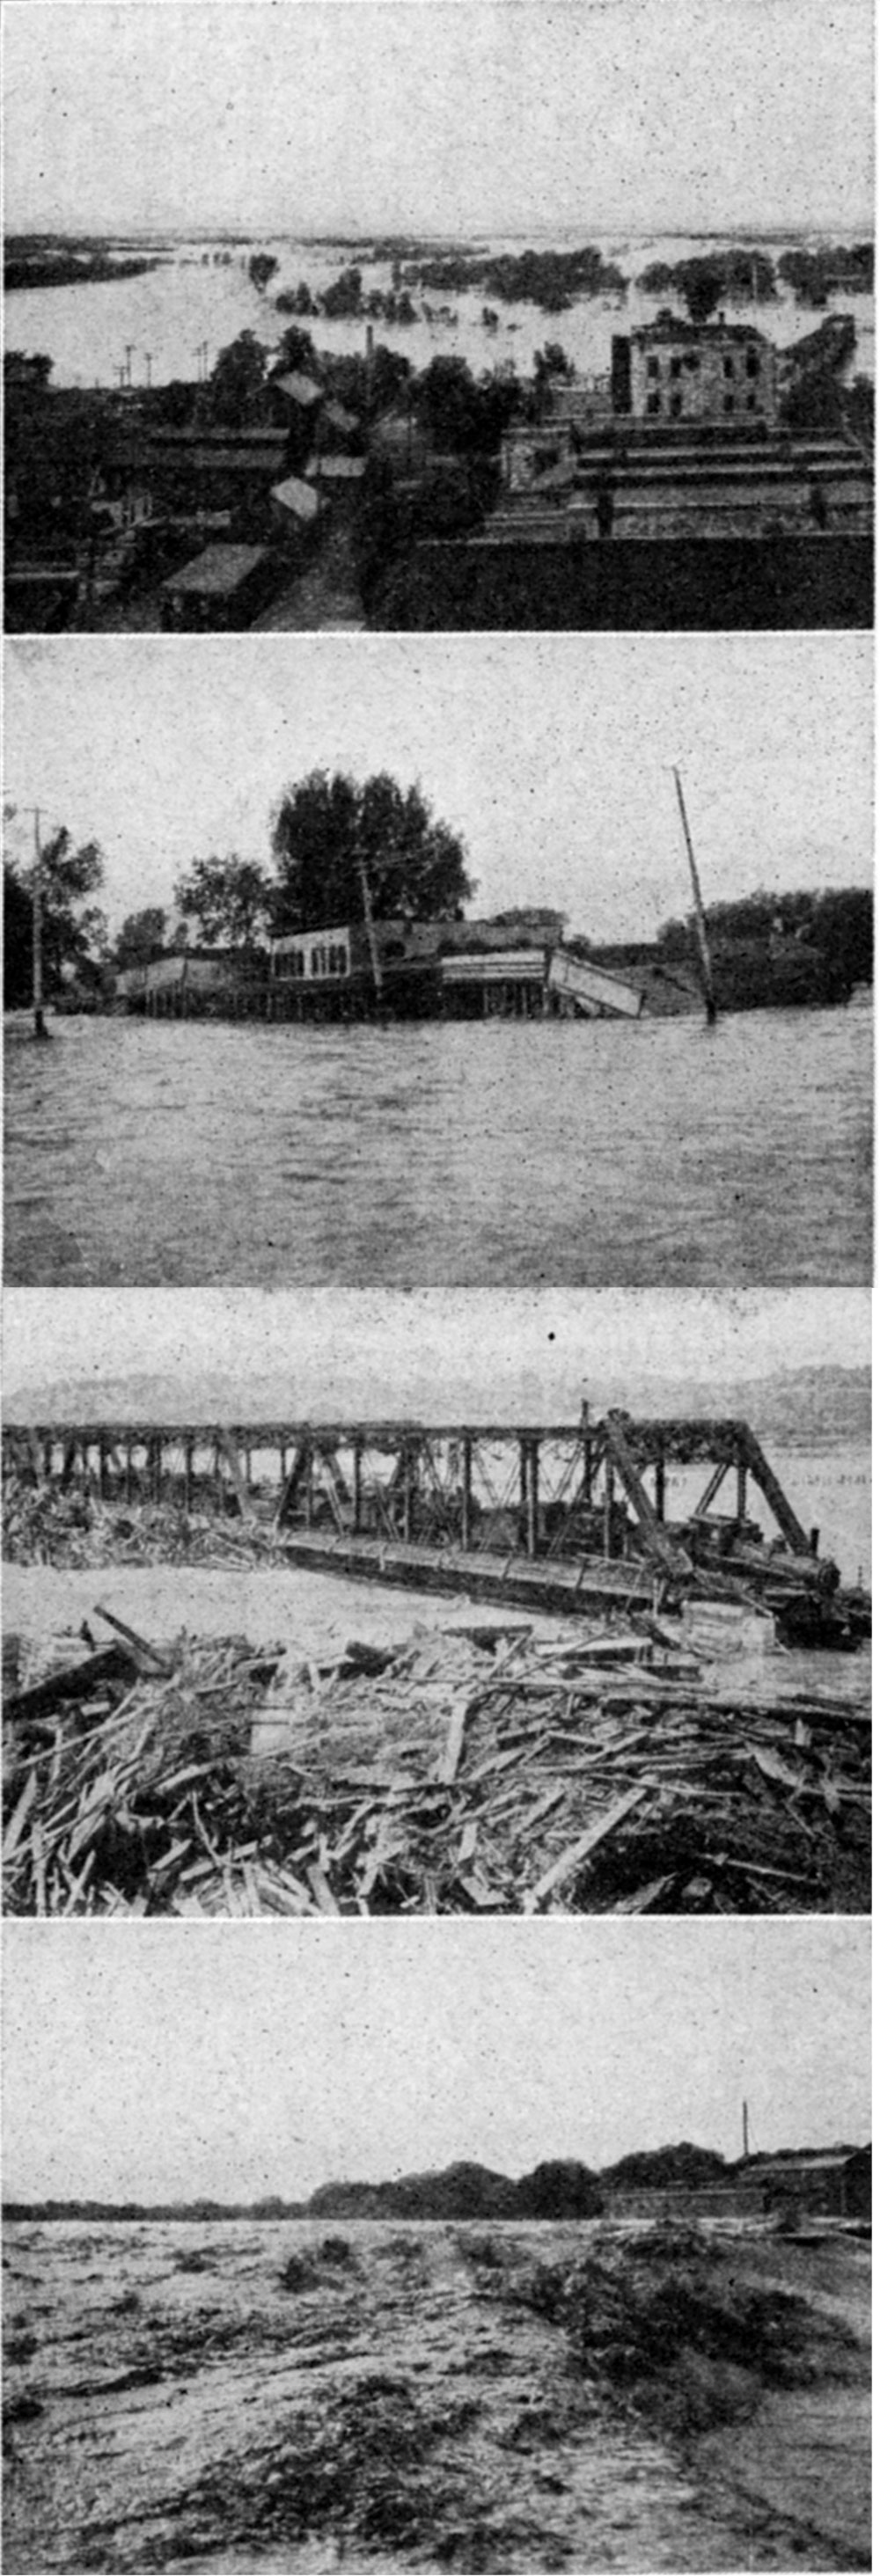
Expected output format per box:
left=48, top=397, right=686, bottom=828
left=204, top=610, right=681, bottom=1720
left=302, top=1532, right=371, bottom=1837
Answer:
left=273, top=322, right=319, bottom=377
left=4, top=862, right=33, bottom=1008
left=270, top=770, right=473, bottom=933
left=113, top=906, right=168, bottom=971
left=173, top=854, right=273, bottom=949
left=209, top=330, right=267, bottom=426
left=414, top=355, right=519, bottom=457
left=248, top=252, right=279, bottom=293
left=3, top=820, right=107, bottom=1003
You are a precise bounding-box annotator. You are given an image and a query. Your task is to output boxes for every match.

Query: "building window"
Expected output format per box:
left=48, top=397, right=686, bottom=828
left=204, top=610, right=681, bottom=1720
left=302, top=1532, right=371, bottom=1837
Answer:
left=646, top=390, right=661, bottom=416
left=745, top=392, right=757, bottom=412
left=745, top=349, right=759, bottom=379
left=685, top=352, right=700, bottom=372
left=646, top=356, right=660, bottom=380
left=670, top=392, right=683, bottom=418
left=723, top=355, right=735, bottom=378
left=670, top=355, right=682, bottom=380
left=724, top=393, right=736, bottom=413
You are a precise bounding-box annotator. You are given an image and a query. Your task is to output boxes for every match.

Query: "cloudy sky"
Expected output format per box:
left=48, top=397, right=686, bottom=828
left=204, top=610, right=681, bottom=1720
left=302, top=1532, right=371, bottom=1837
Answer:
left=4, top=1919, right=869, bottom=2201
left=5, top=0, right=873, bottom=238
left=4, top=633, right=872, bottom=941
left=4, top=1284, right=870, bottom=1416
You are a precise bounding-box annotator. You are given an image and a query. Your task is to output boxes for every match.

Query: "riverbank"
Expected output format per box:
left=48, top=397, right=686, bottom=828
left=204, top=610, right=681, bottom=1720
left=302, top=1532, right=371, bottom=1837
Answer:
left=2, top=2220, right=869, bottom=2571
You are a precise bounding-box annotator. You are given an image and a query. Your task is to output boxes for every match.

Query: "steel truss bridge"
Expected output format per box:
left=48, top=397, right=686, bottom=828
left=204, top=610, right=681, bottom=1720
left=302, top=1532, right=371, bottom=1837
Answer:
left=5, top=1410, right=854, bottom=1630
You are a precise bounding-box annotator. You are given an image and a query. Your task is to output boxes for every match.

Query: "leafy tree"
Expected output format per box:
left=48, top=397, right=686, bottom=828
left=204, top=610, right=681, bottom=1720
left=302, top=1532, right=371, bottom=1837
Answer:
left=275, top=282, right=319, bottom=319
left=270, top=770, right=473, bottom=933
left=173, top=854, right=273, bottom=948
left=320, top=265, right=363, bottom=318
left=414, top=355, right=519, bottom=457
left=3, top=820, right=106, bottom=1002
left=248, top=252, right=279, bottom=293
left=273, top=322, right=319, bottom=377
left=113, top=906, right=168, bottom=971
left=4, top=863, right=33, bottom=1007
left=209, top=330, right=268, bottom=427
left=156, top=377, right=196, bottom=427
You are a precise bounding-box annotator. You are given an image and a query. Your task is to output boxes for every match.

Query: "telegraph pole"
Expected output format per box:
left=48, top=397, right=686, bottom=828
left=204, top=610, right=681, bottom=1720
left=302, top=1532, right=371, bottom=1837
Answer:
left=29, top=808, right=50, bottom=1042
left=672, top=765, right=717, bottom=1025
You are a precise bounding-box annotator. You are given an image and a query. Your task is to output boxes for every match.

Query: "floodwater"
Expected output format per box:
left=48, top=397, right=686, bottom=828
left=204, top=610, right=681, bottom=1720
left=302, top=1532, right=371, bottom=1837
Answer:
left=6, top=230, right=875, bottom=390
left=4, top=1006, right=871, bottom=1286
left=3, top=2220, right=870, bottom=2573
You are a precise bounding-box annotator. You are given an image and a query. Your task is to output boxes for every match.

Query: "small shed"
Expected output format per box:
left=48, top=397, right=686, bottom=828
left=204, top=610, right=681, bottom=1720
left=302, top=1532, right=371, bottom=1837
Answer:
left=270, top=475, right=321, bottom=533
left=160, top=543, right=278, bottom=630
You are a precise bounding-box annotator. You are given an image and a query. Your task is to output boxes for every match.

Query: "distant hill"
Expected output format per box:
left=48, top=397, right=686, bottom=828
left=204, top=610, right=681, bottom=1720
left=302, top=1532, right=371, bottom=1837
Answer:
left=4, top=1365, right=869, bottom=1456
left=598, top=1366, right=869, bottom=1455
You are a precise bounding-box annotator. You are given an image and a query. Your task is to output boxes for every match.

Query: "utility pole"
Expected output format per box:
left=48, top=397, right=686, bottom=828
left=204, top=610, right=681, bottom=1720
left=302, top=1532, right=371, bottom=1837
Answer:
left=742, top=2099, right=750, bottom=2160
left=672, top=765, right=717, bottom=1025
left=26, top=808, right=50, bottom=1042
left=144, top=351, right=153, bottom=389
left=356, top=851, right=384, bottom=1010
left=124, top=343, right=135, bottom=388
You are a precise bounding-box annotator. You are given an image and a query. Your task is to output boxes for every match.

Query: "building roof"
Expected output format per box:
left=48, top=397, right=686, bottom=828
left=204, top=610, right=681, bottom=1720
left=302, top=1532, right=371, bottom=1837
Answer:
left=149, top=425, right=288, bottom=448
left=275, top=370, right=323, bottom=406
left=746, top=2148, right=869, bottom=2177
left=632, top=316, right=768, bottom=349
left=271, top=475, right=320, bottom=522
left=305, top=453, right=367, bottom=481
left=162, top=543, right=269, bottom=597
left=324, top=399, right=360, bottom=434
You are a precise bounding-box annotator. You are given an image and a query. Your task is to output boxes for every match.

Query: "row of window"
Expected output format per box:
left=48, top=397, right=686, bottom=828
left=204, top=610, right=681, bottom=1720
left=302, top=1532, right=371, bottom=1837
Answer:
left=645, top=348, right=762, bottom=382
left=645, top=389, right=761, bottom=417
left=276, top=944, right=351, bottom=980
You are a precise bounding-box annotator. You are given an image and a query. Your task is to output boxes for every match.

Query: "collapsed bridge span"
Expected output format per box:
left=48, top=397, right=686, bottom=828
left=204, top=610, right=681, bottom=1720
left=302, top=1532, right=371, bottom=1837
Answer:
left=4, top=1408, right=869, bottom=1648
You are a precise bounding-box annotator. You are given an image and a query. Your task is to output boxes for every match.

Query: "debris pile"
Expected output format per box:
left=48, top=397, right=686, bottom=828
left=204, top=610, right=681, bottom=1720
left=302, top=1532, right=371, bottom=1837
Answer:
left=4, top=1613, right=870, bottom=1915
left=3, top=1475, right=278, bottom=1570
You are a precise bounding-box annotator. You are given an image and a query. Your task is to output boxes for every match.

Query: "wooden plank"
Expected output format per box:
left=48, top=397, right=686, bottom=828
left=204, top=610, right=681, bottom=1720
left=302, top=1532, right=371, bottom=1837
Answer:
left=523, top=1787, right=647, bottom=1911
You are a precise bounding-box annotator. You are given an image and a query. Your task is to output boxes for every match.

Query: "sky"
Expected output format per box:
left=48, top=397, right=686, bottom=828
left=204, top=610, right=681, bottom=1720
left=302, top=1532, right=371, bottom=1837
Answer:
left=4, top=633, right=872, bottom=941
left=4, top=0, right=874, bottom=238
left=4, top=1284, right=870, bottom=1417
left=4, top=1919, right=869, bottom=2201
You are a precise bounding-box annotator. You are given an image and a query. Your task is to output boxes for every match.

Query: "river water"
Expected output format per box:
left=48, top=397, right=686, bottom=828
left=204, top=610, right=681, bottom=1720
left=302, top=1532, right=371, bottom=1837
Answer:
left=4, top=1005, right=871, bottom=1288
left=6, top=230, right=875, bottom=391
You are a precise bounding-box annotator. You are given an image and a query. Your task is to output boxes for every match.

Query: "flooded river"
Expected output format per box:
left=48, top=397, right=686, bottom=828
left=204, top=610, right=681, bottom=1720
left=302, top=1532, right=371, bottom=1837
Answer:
left=3, top=2220, right=870, bottom=2573
left=4, top=1006, right=871, bottom=1287
left=6, top=229, right=874, bottom=391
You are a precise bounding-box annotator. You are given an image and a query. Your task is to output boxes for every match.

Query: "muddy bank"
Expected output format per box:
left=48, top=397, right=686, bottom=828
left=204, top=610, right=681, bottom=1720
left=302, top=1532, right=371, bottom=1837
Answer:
left=3, top=2220, right=869, bottom=2573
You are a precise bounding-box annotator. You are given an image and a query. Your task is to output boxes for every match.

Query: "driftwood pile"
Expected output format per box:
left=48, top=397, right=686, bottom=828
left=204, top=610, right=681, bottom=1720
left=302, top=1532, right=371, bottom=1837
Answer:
left=3, top=1612, right=870, bottom=1916
left=3, top=1475, right=277, bottom=1570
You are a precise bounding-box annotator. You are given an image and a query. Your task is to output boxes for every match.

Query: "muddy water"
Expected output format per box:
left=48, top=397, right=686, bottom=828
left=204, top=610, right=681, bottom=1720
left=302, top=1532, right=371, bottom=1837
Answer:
left=4, top=1007, right=872, bottom=1286
left=5, top=230, right=875, bottom=392
left=4, top=2221, right=868, bottom=2574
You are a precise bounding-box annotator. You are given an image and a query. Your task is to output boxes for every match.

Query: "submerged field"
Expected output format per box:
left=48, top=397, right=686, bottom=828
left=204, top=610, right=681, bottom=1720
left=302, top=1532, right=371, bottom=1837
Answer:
left=2, top=2220, right=870, bottom=2573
